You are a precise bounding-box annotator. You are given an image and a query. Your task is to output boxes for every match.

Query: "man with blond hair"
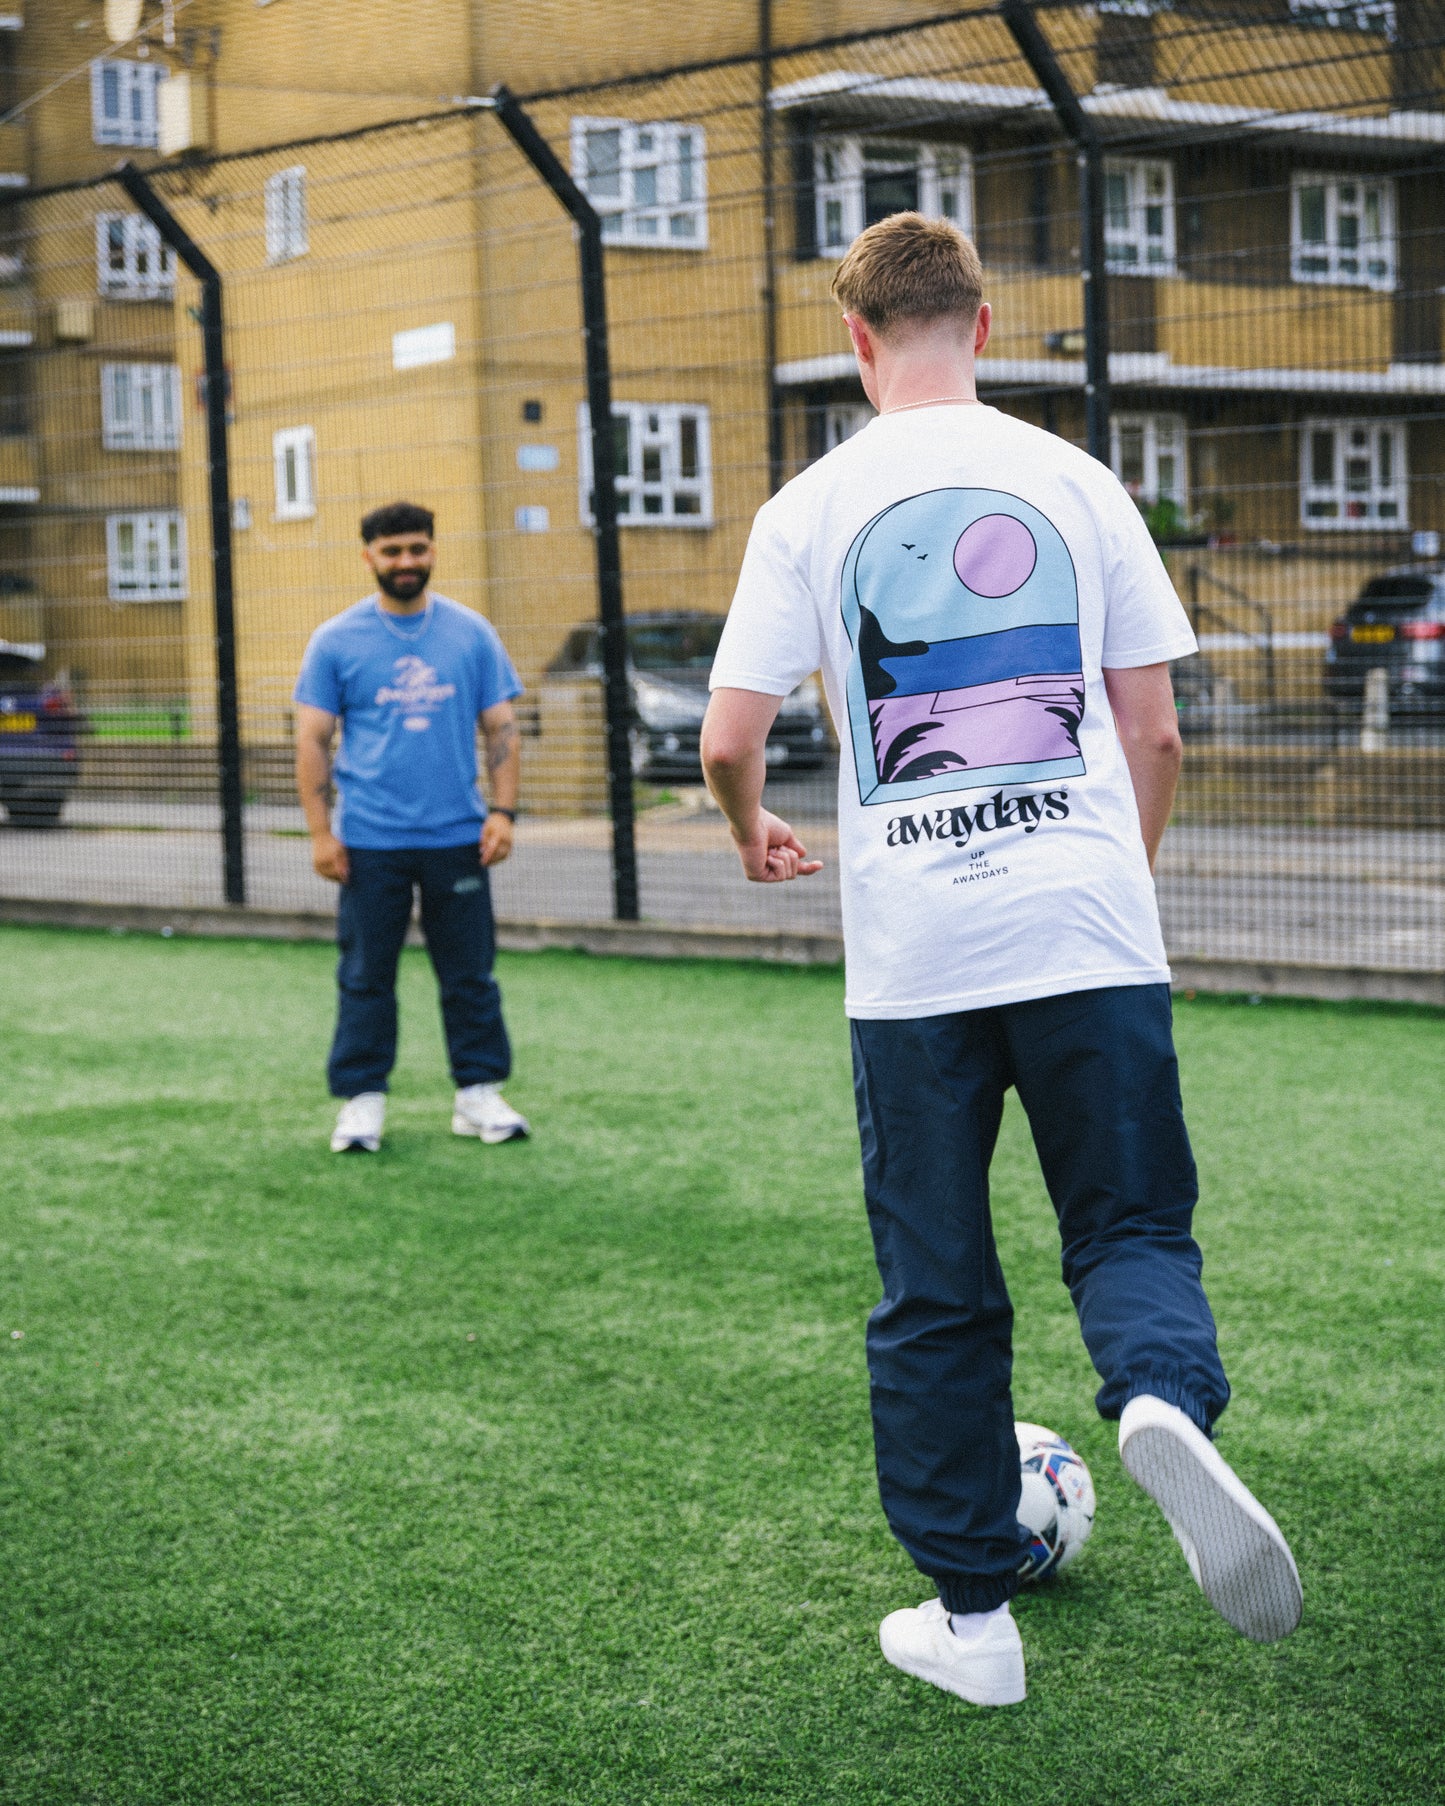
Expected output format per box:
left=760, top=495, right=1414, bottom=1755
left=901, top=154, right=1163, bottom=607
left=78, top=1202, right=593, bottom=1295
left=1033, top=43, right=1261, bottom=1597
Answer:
left=702, top=214, right=1300, bottom=1706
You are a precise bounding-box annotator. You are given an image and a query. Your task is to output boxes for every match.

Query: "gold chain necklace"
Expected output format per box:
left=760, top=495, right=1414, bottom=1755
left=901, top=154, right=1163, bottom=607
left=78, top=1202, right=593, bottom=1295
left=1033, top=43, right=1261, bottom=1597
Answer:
left=880, top=395, right=978, bottom=415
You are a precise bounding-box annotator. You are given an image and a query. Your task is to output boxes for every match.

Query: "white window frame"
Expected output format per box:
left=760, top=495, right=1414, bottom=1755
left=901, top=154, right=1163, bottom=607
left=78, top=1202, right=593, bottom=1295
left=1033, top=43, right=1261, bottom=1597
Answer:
left=1291, top=172, right=1395, bottom=291
left=822, top=403, right=874, bottom=453
left=106, top=511, right=186, bottom=601
left=100, top=363, right=182, bottom=452
left=95, top=212, right=175, bottom=300
left=1111, top=413, right=1188, bottom=509
left=570, top=118, right=708, bottom=249
left=264, top=165, right=309, bottom=264
left=1288, top=2, right=1396, bottom=35
left=578, top=402, right=712, bottom=528
left=1301, top=419, right=1408, bottom=530
left=1104, top=157, right=1176, bottom=275
left=273, top=426, right=316, bottom=522
left=90, top=58, right=165, bottom=148
left=812, top=136, right=974, bottom=257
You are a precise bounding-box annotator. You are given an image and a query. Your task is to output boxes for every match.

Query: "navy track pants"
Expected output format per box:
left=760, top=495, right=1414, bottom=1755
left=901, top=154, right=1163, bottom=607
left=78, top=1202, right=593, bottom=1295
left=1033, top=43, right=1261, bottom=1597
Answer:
left=850, top=982, right=1229, bottom=1614
left=327, top=842, right=511, bottom=1098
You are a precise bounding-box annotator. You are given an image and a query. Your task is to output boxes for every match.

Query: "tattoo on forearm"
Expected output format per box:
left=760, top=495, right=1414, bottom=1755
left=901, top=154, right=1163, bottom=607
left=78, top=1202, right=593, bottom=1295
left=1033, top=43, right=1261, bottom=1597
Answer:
left=485, top=721, right=518, bottom=777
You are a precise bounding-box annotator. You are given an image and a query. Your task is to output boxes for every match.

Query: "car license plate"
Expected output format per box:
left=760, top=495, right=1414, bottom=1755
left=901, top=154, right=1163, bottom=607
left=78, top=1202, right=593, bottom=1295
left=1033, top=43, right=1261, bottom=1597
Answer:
left=764, top=743, right=789, bottom=765
left=1350, top=624, right=1394, bottom=644
left=0, top=711, right=36, bottom=732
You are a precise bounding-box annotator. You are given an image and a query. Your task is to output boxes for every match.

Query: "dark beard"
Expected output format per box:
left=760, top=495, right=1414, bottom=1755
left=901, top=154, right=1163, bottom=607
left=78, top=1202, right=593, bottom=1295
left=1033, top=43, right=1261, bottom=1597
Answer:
left=376, top=568, right=428, bottom=602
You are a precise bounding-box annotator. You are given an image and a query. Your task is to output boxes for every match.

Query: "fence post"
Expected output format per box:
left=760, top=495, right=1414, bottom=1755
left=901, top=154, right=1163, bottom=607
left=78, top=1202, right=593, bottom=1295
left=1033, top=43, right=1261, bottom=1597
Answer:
left=116, top=164, right=245, bottom=908
left=760, top=0, right=785, bottom=495
left=485, top=86, right=640, bottom=923
left=1360, top=666, right=1390, bottom=754
left=1000, top=0, right=1112, bottom=464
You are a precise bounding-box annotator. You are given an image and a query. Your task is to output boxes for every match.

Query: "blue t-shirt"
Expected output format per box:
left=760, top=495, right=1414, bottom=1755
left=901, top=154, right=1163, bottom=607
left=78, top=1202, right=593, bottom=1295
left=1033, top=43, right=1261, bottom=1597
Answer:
left=293, top=594, right=522, bottom=849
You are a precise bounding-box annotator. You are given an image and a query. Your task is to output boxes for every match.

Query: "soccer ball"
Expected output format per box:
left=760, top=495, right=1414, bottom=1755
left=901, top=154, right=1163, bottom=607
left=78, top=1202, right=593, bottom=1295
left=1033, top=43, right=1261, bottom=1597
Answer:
left=1015, top=1421, right=1096, bottom=1583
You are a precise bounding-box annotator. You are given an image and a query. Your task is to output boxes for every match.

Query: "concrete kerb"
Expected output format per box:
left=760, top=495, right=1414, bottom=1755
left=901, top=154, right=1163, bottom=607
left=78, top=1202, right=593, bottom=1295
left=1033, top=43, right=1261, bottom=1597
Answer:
left=0, top=898, right=1441, bottom=1008
left=0, top=897, right=844, bottom=967
left=1166, top=957, right=1445, bottom=1009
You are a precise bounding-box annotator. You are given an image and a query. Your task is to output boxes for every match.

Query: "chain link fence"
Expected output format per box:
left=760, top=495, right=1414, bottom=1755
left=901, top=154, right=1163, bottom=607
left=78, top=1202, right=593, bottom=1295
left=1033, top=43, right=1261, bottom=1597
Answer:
left=0, top=2, right=1441, bottom=991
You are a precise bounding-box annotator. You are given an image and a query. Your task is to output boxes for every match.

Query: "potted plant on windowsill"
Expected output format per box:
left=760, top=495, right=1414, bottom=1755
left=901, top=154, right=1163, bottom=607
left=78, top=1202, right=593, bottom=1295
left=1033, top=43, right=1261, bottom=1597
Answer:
left=1141, top=497, right=1209, bottom=548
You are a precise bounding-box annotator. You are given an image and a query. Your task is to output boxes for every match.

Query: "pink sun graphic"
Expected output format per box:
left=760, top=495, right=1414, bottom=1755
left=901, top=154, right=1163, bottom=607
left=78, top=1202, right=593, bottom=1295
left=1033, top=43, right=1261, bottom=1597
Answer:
left=953, top=513, right=1038, bottom=598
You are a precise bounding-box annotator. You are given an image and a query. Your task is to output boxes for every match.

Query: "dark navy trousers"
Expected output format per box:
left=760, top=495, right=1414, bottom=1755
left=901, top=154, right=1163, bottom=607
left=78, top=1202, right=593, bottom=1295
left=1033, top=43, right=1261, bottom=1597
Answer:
left=327, top=843, right=511, bottom=1099
left=851, top=982, right=1229, bottom=1614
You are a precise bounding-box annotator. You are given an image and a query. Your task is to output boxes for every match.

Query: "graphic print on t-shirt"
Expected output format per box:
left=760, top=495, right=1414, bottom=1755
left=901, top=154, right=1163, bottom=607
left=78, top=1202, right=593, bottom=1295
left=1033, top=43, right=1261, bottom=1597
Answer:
left=841, top=488, right=1086, bottom=806
left=374, top=654, right=457, bottom=733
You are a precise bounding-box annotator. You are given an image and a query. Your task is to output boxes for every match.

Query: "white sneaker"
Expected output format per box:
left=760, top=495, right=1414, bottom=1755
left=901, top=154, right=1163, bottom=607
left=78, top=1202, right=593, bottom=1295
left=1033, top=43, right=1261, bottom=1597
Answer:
left=452, top=1082, right=530, bottom=1143
left=1119, top=1395, right=1302, bottom=1644
left=878, top=1598, right=1026, bottom=1706
left=331, top=1091, right=385, bottom=1153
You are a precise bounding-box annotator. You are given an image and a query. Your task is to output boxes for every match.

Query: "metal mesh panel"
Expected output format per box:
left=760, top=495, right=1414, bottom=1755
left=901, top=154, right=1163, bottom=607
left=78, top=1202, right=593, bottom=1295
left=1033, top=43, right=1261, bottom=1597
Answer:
left=0, top=2, right=1440, bottom=984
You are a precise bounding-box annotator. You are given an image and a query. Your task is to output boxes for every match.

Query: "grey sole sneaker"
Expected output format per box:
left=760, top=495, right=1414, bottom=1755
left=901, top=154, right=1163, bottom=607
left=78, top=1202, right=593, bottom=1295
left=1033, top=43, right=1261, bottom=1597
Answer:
left=1119, top=1395, right=1302, bottom=1644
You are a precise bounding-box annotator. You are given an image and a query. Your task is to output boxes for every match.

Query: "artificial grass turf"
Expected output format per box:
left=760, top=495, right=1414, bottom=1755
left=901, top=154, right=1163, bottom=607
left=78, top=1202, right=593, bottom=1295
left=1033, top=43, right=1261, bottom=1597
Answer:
left=0, top=927, right=1439, bottom=1806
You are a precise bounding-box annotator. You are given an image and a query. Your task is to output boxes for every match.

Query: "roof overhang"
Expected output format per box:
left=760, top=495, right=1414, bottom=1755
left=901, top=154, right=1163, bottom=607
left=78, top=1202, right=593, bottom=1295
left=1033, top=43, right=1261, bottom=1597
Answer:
left=769, top=71, right=1445, bottom=159
left=775, top=349, right=1445, bottom=397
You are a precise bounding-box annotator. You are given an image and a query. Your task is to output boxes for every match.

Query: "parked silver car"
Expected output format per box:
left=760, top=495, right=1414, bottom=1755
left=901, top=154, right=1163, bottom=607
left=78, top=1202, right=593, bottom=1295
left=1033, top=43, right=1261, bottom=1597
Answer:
left=545, top=611, right=831, bottom=778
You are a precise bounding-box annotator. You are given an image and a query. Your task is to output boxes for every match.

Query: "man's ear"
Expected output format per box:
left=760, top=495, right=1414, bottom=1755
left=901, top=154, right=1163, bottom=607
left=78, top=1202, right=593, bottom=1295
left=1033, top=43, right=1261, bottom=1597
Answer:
left=844, top=312, right=876, bottom=367
left=361, top=543, right=376, bottom=571
left=973, top=302, right=992, bottom=357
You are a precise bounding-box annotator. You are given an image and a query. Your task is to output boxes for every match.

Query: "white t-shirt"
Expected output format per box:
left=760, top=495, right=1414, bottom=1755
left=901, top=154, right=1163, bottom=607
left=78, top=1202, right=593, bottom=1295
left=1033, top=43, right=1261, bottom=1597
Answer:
left=710, top=404, right=1198, bottom=1019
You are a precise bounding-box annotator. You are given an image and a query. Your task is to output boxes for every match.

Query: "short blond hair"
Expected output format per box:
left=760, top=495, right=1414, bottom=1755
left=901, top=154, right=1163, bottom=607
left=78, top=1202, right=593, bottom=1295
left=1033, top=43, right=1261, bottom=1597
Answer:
left=830, top=212, right=985, bottom=335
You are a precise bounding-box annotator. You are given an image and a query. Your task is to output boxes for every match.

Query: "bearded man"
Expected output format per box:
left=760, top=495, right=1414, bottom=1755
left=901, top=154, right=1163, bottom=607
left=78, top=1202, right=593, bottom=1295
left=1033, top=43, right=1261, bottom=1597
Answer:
left=293, top=501, right=529, bottom=1153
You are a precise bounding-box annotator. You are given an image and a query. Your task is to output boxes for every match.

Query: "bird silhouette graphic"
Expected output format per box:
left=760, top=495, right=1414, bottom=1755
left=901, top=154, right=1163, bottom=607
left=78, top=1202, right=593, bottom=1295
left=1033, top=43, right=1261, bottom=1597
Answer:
left=841, top=488, right=1087, bottom=806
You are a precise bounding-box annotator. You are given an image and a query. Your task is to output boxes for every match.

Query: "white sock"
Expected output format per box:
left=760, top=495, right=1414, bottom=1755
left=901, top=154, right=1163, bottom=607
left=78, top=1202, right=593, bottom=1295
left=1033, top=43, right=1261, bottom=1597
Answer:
left=949, top=1602, right=1010, bottom=1641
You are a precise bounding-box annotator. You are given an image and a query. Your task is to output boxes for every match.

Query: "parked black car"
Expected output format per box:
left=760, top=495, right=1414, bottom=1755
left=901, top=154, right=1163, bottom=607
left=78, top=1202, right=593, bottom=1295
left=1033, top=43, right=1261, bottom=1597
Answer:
left=0, top=640, right=83, bottom=826
left=545, top=611, right=831, bottom=778
left=1324, top=568, right=1445, bottom=718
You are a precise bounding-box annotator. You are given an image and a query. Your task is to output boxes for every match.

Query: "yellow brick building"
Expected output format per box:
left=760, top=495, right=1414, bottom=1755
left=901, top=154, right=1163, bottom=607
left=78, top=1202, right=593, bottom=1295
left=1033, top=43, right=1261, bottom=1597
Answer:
left=8, top=0, right=1444, bottom=761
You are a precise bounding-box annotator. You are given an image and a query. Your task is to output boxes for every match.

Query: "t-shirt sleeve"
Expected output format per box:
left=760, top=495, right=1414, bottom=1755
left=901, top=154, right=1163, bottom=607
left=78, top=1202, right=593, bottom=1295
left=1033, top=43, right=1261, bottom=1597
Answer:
left=1098, top=478, right=1199, bottom=669
left=293, top=629, right=343, bottom=714
left=477, top=622, right=524, bottom=710
left=710, top=501, right=822, bottom=696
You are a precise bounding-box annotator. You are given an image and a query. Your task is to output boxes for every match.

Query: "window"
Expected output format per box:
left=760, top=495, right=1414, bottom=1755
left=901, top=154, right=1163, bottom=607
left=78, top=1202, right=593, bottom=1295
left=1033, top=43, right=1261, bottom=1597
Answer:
left=1104, top=158, right=1175, bottom=274
left=101, top=364, right=181, bottom=451
left=0, top=27, right=19, bottom=117
left=1291, top=174, right=1395, bottom=290
left=264, top=165, right=308, bottom=263
left=1301, top=420, right=1407, bottom=528
left=95, top=213, right=175, bottom=300
left=0, top=353, right=27, bottom=436
left=107, top=512, right=186, bottom=601
left=1288, top=2, right=1395, bottom=33
left=1111, top=413, right=1188, bottom=506
left=273, top=426, right=316, bottom=521
left=571, top=118, right=707, bottom=248
left=813, top=138, right=973, bottom=256
left=823, top=404, right=873, bottom=452
left=90, top=59, right=164, bottom=148
left=578, top=403, right=712, bottom=526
